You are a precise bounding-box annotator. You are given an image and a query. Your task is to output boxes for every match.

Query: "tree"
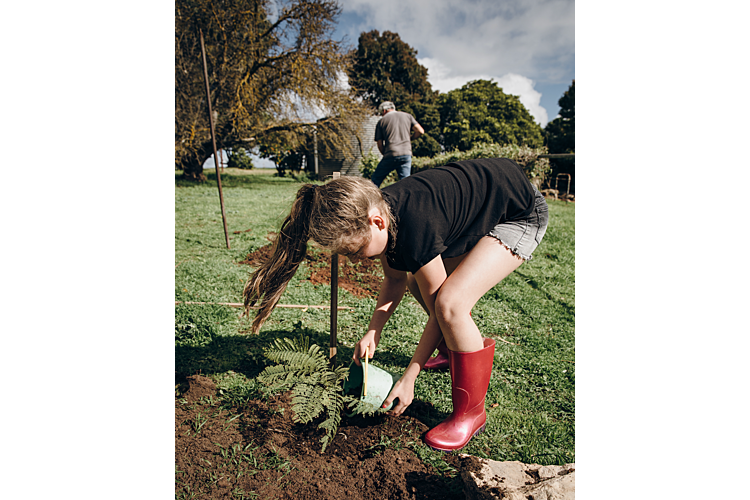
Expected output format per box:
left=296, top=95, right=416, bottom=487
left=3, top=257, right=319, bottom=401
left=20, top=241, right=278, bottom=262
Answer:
left=438, top=79, right=545, bottom=152
left=175, top=0, right=368, bottom=180
left=544, top=80, right=575, bottom=154
left=347, top=30, right=441, bottom=157
left=544, top=80, right=575, bottom=191
left=227, top=147, right=255, bottom=169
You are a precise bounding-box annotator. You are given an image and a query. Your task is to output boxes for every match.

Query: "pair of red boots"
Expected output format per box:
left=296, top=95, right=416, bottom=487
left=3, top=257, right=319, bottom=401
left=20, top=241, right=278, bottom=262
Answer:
left=422, top=337, right=496, bottom=452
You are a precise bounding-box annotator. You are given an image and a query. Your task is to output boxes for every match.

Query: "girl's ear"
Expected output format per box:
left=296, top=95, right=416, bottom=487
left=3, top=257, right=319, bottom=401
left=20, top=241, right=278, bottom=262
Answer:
left=369, top=209, right=386, bottom=231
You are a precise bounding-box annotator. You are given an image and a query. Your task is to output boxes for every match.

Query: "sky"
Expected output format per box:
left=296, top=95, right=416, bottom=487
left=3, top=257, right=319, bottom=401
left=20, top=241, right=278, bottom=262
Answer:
left=207, top=0, right=575, bottom=169
left=332, top=0, right=575, bottom=128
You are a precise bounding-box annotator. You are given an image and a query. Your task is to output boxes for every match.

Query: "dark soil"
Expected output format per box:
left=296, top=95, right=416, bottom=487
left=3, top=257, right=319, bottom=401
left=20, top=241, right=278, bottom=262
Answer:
left=176, top=375, right=467, bottom=499
left=179, top=244, right=466, bottom=498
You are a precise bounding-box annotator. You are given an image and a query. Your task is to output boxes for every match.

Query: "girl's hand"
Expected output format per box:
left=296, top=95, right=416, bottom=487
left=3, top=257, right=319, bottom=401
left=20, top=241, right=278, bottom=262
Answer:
left=382, top=375, right=415, bottom=417
left=352, top=332, right=378, bottom=366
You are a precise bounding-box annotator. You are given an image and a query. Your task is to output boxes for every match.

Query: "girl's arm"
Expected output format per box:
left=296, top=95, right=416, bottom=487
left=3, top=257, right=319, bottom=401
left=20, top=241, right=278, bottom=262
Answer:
left=382, top=254, right=448, bottom=416
left=352, top=257, right=408, bottom=365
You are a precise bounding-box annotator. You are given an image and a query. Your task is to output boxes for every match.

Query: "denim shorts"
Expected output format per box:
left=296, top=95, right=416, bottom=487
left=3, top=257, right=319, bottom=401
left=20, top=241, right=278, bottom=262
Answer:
left=488, top=186, right=549, bottom=261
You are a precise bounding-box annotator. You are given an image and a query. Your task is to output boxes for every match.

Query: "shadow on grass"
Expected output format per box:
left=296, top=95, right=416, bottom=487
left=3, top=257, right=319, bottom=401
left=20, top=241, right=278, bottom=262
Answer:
left=175, top=327, right=452, bottom=426
left=175, top=326, right=357, bottom=382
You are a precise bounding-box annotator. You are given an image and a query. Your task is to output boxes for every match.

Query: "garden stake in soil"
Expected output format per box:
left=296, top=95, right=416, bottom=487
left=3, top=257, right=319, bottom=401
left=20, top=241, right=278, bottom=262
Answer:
left=329, top=171, right=341, bottom=363
left=199, top=28, right=231, bottom=250
left=330, top=254, right=339, bottom=363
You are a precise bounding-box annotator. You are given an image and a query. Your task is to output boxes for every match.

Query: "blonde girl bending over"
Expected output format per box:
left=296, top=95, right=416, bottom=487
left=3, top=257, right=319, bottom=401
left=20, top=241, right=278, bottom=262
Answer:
left=244, top=158, right=549, bottom=451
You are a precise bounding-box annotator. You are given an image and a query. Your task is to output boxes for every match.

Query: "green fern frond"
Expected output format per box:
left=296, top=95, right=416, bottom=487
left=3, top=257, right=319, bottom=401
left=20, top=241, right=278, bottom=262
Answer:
left=291, top=384, right=327, bottom=424
left=346, top=397, right=383, bottom=417
left=264, top=350, right=325, bottom=373
left=261, top=337, right=330, bottom=379
left=318, top=394, right=344, bottom=453
left=258, top=337, right=357, bottom=453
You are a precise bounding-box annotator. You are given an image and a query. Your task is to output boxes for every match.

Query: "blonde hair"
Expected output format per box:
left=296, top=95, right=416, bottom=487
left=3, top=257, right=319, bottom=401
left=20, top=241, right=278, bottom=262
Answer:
left=243, top=176, right=392, bottom=333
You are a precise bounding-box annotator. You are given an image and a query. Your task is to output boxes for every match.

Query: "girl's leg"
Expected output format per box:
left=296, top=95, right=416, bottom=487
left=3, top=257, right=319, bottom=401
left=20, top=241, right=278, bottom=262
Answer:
left=434, top=236, right=524, bottom=352
left=408, top=253, right=465, bottom=312
left=409, top=258, right=468, bottom=370
left=424, top=237, right=524, bottom=451
left=408, top=273, right=450, bottom=369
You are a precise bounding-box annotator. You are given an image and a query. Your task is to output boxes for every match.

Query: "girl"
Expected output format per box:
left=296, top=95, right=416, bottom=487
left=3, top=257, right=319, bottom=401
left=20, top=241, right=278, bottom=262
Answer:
left=244, top=157, right=549, bottom=451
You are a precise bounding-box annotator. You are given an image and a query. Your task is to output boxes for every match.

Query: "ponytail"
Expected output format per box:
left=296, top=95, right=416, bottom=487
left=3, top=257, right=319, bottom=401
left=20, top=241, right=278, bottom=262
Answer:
left=243, top=184, right=317, bottom=333
left=243, top=176, right=389, bottom=333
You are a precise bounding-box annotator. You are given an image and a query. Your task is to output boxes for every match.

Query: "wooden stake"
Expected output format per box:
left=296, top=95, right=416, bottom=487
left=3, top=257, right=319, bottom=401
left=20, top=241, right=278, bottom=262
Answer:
left=329, top=171, right=341, bottom=363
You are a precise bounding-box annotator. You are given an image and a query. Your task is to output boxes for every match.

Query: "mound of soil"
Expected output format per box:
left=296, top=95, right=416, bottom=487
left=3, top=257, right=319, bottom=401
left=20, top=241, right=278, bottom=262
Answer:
left=176, top=375, right=465, bottom=499
left=240, top=242, right=382, bottom=299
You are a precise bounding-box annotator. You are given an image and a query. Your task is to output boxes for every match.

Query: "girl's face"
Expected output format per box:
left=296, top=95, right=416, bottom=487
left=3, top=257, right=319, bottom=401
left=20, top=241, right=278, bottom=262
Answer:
left=346, top=208, right=389, bottom=262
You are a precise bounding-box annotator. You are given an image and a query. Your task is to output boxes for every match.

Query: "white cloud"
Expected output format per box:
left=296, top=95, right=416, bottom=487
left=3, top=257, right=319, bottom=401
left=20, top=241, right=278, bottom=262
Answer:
left=420, top=58, right=549, bottom=127
left=339, top=0, right=574, bottom=84
left=494, top=74, right=548, bottom=127
left=337, top=0, right=572, bottom=128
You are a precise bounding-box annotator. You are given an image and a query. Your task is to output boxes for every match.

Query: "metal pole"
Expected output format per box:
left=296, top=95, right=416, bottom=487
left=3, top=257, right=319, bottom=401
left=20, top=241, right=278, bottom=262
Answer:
left=200, top=28, right=231, bottom=250
left=329, top=171, right=340, bottom=363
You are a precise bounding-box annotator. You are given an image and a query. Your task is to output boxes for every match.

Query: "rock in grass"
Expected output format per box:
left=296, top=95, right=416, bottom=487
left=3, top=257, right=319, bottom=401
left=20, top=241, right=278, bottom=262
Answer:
left=459, top=455, right=575, bottom=500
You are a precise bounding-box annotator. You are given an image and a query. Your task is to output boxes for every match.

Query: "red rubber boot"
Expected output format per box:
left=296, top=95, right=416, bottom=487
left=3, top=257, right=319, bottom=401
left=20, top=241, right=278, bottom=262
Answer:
left=423, top=339, right=450, bottom=370
left=424, top=338, right=496, bottom=452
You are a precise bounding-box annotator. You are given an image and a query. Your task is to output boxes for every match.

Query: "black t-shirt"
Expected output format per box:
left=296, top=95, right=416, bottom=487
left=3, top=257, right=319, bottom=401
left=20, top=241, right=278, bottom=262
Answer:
left=381, top=158, right=535, bottom=273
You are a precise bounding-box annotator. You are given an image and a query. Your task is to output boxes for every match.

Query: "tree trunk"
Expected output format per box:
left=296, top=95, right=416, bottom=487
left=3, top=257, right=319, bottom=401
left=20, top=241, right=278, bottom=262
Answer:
left=181, top=157, right=207, bottom=181
left=179, top=144, right=211, bottom=182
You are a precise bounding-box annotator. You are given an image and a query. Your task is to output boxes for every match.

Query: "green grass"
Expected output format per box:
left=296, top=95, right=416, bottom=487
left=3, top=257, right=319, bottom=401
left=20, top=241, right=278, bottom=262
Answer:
left=175, top=168, right=575, bottom=466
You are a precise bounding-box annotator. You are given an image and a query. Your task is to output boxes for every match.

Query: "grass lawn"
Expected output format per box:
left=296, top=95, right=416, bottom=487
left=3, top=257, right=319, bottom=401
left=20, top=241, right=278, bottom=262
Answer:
left=175, top=167, right=575, bottom=466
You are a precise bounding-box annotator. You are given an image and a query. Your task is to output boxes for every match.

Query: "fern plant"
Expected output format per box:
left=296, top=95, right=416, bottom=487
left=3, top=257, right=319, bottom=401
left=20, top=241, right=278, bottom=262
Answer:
left=257, top=337, right=381, bottom=453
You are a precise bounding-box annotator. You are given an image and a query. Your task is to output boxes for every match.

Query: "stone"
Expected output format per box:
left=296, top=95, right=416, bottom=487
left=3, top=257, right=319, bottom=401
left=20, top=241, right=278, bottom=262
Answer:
left=459, top=455, right=575, bottom=500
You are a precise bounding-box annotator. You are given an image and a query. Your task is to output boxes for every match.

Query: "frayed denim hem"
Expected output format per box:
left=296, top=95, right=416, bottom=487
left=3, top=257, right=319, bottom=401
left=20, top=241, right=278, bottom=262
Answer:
left=490, top=235, right=532, bottom=261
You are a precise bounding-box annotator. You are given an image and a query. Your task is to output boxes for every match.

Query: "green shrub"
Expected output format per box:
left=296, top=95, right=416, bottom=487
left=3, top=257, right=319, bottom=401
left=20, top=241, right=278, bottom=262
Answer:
left=358, top=151, right=380, bottom=180
left=227, top=147, right=255, bottom=169
left=413, top=143, right=551, bottom=188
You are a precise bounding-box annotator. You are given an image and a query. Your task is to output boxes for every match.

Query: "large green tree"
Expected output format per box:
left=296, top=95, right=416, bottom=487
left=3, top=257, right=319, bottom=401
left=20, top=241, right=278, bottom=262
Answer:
left=175, top=0, right=368, bottom=180
left=438, top=79, right=545, bottom=152
left=347, top=30, right=441, bottom=157
left=544, top=80, right=575, bottom=190
left=544, top=80, right=575, bottom=154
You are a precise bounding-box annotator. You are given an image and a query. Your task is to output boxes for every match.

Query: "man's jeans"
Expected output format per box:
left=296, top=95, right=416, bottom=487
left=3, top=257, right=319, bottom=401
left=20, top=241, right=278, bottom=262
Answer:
left=371, top=155, right=412, bottom=187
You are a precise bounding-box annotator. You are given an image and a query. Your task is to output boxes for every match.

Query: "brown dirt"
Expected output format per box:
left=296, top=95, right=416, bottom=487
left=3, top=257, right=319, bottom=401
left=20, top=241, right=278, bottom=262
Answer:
left=176, top=375, right=466, bottom=499
left=240, top=243, right=383, bottom=299
left=180, top=242, right=463, bottom=498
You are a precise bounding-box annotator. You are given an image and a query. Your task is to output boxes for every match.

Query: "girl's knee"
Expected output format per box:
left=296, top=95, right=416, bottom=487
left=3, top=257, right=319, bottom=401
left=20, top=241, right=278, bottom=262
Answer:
left=434, top=289, right=471, bottom=325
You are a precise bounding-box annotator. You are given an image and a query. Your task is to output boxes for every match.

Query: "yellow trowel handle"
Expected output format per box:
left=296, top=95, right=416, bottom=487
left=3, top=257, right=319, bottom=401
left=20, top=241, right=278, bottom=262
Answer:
left=363, top=346, right=369, bottom=397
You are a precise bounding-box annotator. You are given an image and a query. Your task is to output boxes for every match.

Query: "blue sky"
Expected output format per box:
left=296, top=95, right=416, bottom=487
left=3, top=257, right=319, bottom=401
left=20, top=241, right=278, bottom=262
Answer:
left=332, top=0, right=575, bottom=128
left=207, top=0, right=575, bottom=169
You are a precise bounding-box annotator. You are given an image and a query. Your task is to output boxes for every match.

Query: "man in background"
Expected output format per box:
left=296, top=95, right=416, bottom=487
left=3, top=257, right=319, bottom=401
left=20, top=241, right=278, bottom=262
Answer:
left=371, top=101, right=424, bottom=187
